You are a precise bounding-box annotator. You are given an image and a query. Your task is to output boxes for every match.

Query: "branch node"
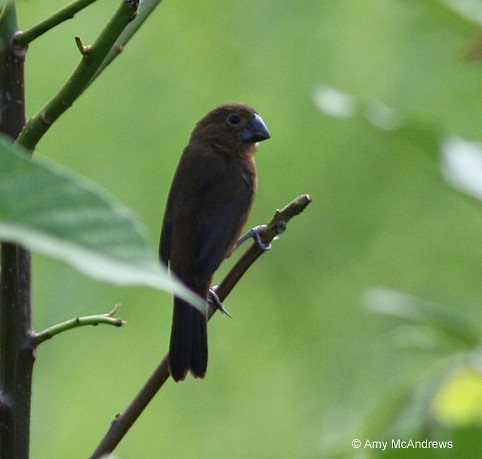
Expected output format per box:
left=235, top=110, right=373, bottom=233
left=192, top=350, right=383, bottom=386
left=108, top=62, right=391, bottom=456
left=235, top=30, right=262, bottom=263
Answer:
left=75, top=36, right=92, bottom=55
left=124, top=0, right=140, bottom=9
left=123, top=0, right=140, bottom=21
left=10, top=32, right=29, bottom=56
left=39, top=112, right=54, bottom=126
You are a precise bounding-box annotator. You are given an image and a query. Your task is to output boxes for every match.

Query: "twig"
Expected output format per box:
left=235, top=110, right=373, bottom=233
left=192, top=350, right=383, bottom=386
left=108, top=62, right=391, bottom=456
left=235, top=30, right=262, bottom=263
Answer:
left=215, top=194, right=312, bottom=301
left=15, top=0, right=140, bottom=152
left=11, top=0, right=100, bottom=48
left=34, top=304, right=125, bottom=346
left=89, top=194, right=312, bottom=459
left=88, top=0, right=165, bottom=85
left=74, top=36, right=91, bottom=55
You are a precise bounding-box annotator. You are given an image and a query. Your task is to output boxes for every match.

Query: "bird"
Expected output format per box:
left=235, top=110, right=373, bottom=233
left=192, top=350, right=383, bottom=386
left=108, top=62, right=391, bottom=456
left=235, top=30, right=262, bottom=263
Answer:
left=160, top=103, right=270, bottom=382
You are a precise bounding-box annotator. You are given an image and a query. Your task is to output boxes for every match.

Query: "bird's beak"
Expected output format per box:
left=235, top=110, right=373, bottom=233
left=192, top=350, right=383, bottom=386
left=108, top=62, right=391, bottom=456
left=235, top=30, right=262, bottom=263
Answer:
left=241, top=114, right=270, bottom=143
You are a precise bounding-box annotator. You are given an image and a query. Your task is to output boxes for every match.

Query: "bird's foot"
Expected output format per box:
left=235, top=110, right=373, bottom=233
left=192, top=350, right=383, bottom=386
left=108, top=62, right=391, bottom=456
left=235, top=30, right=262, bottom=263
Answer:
left=234, top=224, right=272, bottom=251
left=209, top=287, right=231, bottom=317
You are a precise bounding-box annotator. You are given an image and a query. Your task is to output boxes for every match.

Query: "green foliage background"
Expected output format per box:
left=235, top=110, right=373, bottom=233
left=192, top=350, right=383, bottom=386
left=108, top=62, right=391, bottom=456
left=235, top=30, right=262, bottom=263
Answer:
left=16, top=0, right=482, bottom=457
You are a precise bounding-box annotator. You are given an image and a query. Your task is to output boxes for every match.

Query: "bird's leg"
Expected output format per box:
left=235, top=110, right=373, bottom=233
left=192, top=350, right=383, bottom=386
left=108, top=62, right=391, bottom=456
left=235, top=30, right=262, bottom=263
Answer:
left=209, top=287, right=232, bottom=317
left=234, top=224, right=273, bottom=251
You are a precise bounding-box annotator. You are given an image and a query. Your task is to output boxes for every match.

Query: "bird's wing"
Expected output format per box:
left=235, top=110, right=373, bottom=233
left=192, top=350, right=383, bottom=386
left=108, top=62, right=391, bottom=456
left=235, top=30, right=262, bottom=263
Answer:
left=193, top=169, right=255, bottom=287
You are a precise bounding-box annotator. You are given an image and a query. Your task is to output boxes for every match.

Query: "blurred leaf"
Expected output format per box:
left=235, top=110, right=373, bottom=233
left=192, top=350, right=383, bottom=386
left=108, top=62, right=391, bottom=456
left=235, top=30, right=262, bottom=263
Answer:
left=0, top=137, right=201, bottom=308
left=441, top=137, right=482, bottom=201
left=314, top=85, right=482, bottom=203
left=438, top=0, right=482, bottom=26
left=432, top=365, right=482, bottom=427
left=356, top=360, right=482, bottom=452
left=389, top=324, right=475, bottom=353
left=366, top=288, right=480, bottom=350
left=411, top=0, right=482, bottom=31
left=314, top=85, right=441, bottom=154
left=312, top=85, right=357, bottom=119
left=357, top=388, right=415, bottom=443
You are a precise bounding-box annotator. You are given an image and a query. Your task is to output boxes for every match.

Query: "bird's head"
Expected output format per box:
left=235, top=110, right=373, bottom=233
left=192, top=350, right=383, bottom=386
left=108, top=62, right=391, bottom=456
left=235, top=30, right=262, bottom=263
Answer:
left=190, top=103, right=270, bottom=157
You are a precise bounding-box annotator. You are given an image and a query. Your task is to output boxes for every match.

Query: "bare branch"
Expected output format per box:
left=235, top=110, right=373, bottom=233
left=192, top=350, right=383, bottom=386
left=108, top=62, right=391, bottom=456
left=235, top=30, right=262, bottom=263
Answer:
left=34, top=304, right=125, bottom=346
left=88, top=0, right=165, bottom=85
left=15, top=0, right=140, bottom=152
left=12, top=0, right=101, bottom=48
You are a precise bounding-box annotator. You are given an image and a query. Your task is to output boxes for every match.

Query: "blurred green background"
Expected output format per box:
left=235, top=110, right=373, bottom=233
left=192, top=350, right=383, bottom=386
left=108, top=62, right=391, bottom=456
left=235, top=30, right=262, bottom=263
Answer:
left=15, top=0, right=482, bottom=457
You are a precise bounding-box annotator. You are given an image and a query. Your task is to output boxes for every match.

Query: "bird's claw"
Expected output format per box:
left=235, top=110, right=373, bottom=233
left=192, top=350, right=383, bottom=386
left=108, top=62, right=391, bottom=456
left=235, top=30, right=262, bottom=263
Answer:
left=235, top=224, right=272, bottom=251
left=209, top=287, right=232, bottom=317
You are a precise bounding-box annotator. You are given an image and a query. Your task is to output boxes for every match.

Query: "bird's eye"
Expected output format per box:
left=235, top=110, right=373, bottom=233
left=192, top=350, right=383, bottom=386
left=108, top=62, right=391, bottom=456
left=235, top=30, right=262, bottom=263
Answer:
left=227, top=114, right=241, bottom=126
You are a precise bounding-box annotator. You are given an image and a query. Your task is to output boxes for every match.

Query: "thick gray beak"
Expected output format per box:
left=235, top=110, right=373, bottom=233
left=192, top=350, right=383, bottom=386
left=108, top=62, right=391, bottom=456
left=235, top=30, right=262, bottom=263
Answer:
left=241, top=114, right=270, bottom=143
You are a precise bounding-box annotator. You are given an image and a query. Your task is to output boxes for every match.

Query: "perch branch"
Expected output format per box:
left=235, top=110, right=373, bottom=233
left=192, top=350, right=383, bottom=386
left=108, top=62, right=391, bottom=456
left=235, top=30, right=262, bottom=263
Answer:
left=89, top=194, right=312, bottom=459
left=34, top=304, right=125, bottom=345
left=11, top=0, right=100, bottom=48
left=215, top=194, right=312, bottom=301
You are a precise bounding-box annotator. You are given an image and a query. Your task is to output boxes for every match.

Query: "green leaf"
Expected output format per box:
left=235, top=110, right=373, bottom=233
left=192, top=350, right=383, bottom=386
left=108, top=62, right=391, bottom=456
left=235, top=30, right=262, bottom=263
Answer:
left=314, top=85, right=442, bottom=155
left=314, top=85, right=482, bottom=204
left=410, top=0, right=482, bottom=31
left=0, top=137, right=202, bottom=309
left=365, top=288, right=480, bottom=350
left=438, top=0, right=482, bottom=27
left=357, top=387, right=416, bottom=441
left=432, top=365, right=482, bottom=427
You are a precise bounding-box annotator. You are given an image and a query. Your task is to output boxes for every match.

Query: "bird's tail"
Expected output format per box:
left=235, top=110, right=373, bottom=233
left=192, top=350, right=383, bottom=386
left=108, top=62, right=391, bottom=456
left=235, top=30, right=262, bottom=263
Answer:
left=169, top=298, right=208, bottom=382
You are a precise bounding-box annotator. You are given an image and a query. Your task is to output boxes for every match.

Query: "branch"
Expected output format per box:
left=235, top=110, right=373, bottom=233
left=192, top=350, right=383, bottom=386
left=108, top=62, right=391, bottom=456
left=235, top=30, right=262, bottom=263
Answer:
left=89, top=0, right=165, bottom=85
left=34, top=304, right=125, bottom=345
left=89, top=194, right=312, bottom=459
left=215, top=194, right=312, bottom=301
left=15, top=0, right=140, bottom=152
left=0, top=4, right=32, bottom=458
left=11, top=0, right=100, bottom=48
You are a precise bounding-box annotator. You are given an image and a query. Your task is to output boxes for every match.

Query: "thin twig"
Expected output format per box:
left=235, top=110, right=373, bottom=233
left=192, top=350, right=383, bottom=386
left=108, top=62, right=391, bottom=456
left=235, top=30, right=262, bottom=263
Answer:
left=34, top=304, right=125, bottom=345
left=15, top=0, right=140, bottom=152
left=89, top=194, right=312, bottom=459
left=215, top=194, right=312, bottom=302
left=11, top=0, right=100, bottom=48
left=74, top=36, right=91, bottom=55
left=88, top=0, right=164, bottom=85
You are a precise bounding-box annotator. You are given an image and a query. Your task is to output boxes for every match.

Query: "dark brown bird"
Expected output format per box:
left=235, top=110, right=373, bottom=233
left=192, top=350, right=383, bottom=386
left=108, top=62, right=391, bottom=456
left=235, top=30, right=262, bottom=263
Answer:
left=160, top=103, right=270, bottom=382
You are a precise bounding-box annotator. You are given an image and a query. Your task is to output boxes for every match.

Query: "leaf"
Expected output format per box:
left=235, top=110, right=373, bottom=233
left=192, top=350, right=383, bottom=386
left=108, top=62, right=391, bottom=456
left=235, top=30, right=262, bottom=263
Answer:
left=356, top=387, right=416, bottom=441
left=441, top=137, right=482, bottom=201
left=0, top=137, right=202, bottom=309
left=432, top=365, right=482, bottom=427
left=365, top=288, right=480, bottom=350
left=438, top=0, right=482, bottom=27
left=314, top=85, right=441, bottom=153
left=314, top=85, right=482, bottom=203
